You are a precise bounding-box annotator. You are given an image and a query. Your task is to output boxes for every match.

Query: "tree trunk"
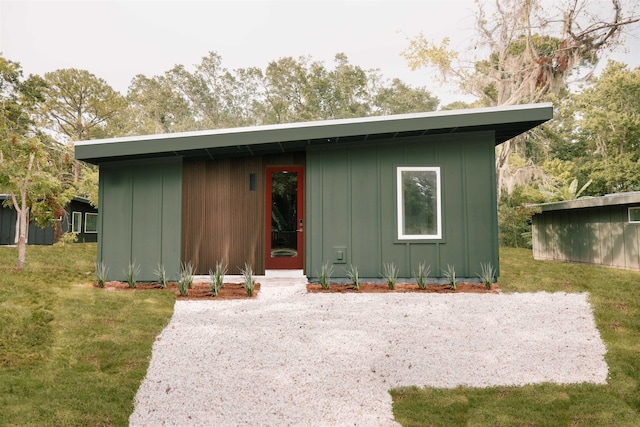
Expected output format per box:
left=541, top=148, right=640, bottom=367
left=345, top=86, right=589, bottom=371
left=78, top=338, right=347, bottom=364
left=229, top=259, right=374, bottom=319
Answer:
left=496, top=140, right=512, bottom=200
left=14, top=214, right=20, bottom=245
left=13, top=152, right=36, bottom=270
left=16, top=194, right=28, bottom=270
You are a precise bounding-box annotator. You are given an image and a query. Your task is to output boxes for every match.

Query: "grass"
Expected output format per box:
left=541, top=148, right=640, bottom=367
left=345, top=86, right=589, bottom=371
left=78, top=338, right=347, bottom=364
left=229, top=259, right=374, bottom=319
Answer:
left=0, top=243, right=175, bottom=426
left=391, top=247, right=640, bottom=426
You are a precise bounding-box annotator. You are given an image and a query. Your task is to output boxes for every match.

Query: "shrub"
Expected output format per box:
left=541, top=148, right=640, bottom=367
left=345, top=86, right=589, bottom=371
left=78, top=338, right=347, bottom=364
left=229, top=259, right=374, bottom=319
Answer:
left=443, top=264, right=457, bottom=291
left=316, top=261, right=333, bottom=289
left=124, top=261, right=141, bottom=289
left=477, top=263, right=496, bottom=290
left=241, top=263, right=255, bottom=297
left=346, top=264, right=360, bottom=291
left=178, top=262, right=194, bottom=296
left=54, top=232, right=78, bottom=247
left=413, top=261, right=431, bottom=290
left=96, top=261, right=109, bottom=288
left=153, top=263, right=168, bottom=289
left=209, top=260, right=227, bottom=297
left=383, top=262, right=398, bottom=290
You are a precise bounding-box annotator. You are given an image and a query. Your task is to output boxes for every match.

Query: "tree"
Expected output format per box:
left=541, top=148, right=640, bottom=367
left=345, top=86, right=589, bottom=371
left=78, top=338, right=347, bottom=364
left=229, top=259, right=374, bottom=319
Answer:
left=372, top=78, right=439, bottom=115
left=40, top=68, right=126, bottom=142
left=403, top=0, right=640, bottom=196
left=547, top=61, right=640, bottom=195
left=0, top=135, right=74, bottom=267
left=261, top=55, right=312, bottom=124
left=145, top=51, right=440, bottom=130
left=573, top=61, right=640, bottom=159
left=39, top=68, right=126, bottom=199
left=126, top=73, right=195, bottom=135
left=0, top=56, right=73, bottom=268
left=164, top=51, right=263, bottom=129
left=498, top=185, right=545, bottom=248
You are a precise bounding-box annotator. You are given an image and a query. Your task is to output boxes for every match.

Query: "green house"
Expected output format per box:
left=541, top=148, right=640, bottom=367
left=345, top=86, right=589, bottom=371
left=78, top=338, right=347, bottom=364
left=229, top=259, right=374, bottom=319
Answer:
left=75, top=103, right=552, bottom=281
left=532, top=192, right=640, bottom=270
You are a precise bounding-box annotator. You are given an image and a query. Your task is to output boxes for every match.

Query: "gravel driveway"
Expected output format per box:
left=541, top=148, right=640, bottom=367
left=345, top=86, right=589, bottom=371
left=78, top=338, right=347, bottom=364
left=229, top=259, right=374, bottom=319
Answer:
left=130, top=278, right=608, bottom=426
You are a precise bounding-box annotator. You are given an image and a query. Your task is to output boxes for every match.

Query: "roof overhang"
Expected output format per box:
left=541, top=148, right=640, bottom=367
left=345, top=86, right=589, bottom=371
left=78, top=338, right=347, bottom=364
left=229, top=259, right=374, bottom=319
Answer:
left=533, top=192, right=640, bottom=213
left=75, top=103, right=553, bottom=165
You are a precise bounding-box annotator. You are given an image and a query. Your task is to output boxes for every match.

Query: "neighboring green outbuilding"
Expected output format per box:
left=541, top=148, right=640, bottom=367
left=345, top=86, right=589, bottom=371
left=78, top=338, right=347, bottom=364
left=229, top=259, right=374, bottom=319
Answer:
left=75, top=103, right=552, bottom=281
left=532, top=192, right=640, bottom=270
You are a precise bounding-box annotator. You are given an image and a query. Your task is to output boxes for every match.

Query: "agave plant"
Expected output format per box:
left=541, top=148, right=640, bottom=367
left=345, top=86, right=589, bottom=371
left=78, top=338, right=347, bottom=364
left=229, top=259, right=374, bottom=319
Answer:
left=346, top=264, right=360, bottom=291
left=241, top=263, right=255, bottom=297
left=154, top=263, right=168, bottom=289
left=96, top=261, right=109, bottom=288
left=177, top=262, right=194, bottom=296
left=382, top=262, right=398, bottom=290
left=209, top=260, right=227, bottom=297
left=413, top=261, right=430, bottom=290
left=477, top=263, right=496, bottom=290
left=124, top=261, right=141, bottom=289
left=443, top=264, right=457, bottom=291
left=316, top=261, right=334, bottom=290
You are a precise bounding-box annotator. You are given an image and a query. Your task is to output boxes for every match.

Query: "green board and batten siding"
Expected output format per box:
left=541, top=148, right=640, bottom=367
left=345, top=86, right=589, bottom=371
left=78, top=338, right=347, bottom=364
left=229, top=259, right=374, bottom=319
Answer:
left=306, top=131, right=499, bottom=278
left=532, top=194, right=640, bottom=270
left=98, top=158, right=182, bottom=281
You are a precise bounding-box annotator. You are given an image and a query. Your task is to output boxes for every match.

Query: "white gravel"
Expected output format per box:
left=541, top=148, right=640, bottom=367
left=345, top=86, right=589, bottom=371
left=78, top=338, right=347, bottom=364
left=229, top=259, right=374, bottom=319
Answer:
left=130, top=277, right=608, bottom=426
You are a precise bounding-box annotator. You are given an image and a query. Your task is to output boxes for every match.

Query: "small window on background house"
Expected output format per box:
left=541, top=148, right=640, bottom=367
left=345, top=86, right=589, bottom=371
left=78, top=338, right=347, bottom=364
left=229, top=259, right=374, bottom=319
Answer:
left=629, top=207, right=640, bottom=223
left=71, top=212, right=82, bottom=233
left=397, top=166, right=442, bottom=240
left=84, top=213, right=98, bottom=233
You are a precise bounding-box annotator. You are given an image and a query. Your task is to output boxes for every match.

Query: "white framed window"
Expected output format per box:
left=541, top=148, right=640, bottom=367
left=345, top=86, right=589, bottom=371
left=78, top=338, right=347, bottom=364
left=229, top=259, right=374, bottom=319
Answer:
left=71, top=211, right=82, bottom=233
left=629, top=207, right=640, bottom=223
left=397, top=166, right=442, bottom=240
left=84, top=212, right=98, bottom=233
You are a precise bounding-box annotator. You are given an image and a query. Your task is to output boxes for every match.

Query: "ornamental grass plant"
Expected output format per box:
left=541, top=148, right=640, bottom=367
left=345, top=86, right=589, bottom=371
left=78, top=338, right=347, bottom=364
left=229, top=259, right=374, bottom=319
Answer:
left=317, top=261, right=334, bottom=290
left=413, top=261, right=430, bottom=290
left=209, top=260, right=227, bottom=297
left=383, top=262, right=398, bottom=290
left=346, top=264, right=360, bottom=291
left=241, top=263, right=255, bottom=296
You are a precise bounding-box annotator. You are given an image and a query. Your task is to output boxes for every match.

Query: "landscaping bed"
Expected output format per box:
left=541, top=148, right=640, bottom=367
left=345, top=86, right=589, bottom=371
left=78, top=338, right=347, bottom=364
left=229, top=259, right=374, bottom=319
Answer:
left=306, top=282, right=500, bottom=293
left=98, top=281, right=261, bottom=300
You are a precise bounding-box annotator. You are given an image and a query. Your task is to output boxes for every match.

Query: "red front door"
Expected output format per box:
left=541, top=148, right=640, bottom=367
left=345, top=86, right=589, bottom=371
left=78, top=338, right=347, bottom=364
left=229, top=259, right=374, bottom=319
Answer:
left=265, top=167, right=304, bottom=269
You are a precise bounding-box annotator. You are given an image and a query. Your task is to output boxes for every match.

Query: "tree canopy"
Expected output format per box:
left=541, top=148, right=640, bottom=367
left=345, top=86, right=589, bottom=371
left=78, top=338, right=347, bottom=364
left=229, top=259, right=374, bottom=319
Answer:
left=403, top=0, right=639, bottom=197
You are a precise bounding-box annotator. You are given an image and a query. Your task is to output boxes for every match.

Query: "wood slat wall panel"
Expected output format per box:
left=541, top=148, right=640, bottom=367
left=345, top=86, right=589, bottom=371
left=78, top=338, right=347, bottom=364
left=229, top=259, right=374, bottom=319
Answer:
left=182, top=153, right=304, bottom=275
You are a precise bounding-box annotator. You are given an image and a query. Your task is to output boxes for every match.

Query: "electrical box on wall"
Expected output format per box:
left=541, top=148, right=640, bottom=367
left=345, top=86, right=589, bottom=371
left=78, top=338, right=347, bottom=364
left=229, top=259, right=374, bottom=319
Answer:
left=333, top=246, right=347, bottom=264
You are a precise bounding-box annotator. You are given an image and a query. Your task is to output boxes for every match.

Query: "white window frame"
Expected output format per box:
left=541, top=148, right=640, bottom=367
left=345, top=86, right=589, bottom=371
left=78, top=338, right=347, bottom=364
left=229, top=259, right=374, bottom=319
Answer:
left=397, top=166, right=442, bottom=240
left=629, top=207, right=640, bottom=224
left=71, top=211, right=82, bottom=233
left=84, top=212, right=98, bottom=234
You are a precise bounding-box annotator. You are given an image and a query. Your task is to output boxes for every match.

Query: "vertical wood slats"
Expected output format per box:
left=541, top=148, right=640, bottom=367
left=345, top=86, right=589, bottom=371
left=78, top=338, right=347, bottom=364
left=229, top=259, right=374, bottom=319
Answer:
left=181, top=153, right=304, bottom=275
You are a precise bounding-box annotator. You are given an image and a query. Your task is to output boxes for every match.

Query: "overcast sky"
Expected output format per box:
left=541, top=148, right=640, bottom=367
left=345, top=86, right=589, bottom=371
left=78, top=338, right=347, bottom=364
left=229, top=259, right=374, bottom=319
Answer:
left=1, top=0, right=639, bottom=106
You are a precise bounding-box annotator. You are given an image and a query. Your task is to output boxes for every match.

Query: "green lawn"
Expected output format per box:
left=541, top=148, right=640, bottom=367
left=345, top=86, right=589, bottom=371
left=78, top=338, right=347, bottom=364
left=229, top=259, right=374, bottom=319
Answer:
left=0, top=244, right=175, bottom=426
left=391, top=247, right=640, bottom=426
left=1, top=245, right=639, bottom=426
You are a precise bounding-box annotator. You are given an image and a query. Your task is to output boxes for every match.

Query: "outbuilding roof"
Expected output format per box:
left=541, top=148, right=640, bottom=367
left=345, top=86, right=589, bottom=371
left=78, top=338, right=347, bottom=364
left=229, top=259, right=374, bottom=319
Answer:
left=75, top=103, right=553, bottom=165
left=533, top=192, right=640, bottom=212
left=0, top=194, right=93, bottom=205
